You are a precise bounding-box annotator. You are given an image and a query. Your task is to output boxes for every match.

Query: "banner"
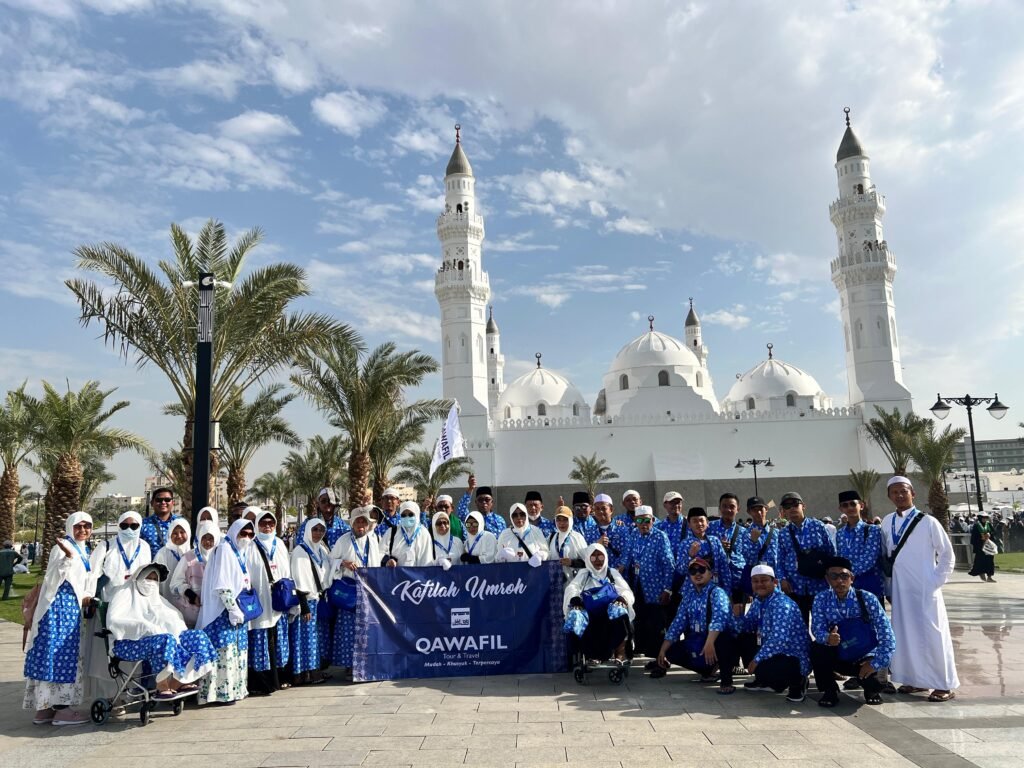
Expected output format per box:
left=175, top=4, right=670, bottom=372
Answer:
left=428, top=401, right=465, bottom=480
left=353, top=562, right=567, bottom=681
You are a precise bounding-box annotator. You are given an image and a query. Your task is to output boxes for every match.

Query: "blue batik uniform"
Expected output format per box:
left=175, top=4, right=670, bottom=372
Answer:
left=654, top=517, right=686, bottom=562
left=739, top=525, right=780, bottom=572
left=612, top=511, right=636, bottom=530
left=141, top=514, right=181, bottom=555
left=731, top=588, right=811, bottom=675
left=707, top=519, right=746, bottom=588
left=776, top=519, right=835, bottom=596
left=666, top=582, right=732, bottom=641
left=575, top=516, right=598, bottom=543
left=618, top=528, right=674, bottom=601
left=585, top=522, right=629, bottom=570
left=810, top=588, right=895, bottom=670
left=530, top=515, right=556, bottom=538
left=455, top=493, right=507, bottom=537
left=836, top=522, right=885, bottom=599
left=677, top=534, right=732, bottom=595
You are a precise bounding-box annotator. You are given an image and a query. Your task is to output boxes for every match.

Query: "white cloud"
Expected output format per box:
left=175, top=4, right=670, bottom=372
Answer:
left=589, top=201, right=608, bottom=218
left=703, top=308, right=752, bottom=330
left=393, top=128, right=447, bottom=157
left=0, top=240, right=76, bottom=304
left=150, top=59, right=248, bottom=100
left=218, top=110, right=300, bottom=142
left=753, top=252, right=827, bottom=286
left=486, top=231, right=558, bottom=253
left=712, top=251, right=743, bottom=275
left=405, top=174, right=443, bottom=213
left=604, top=216, right=657, bottom=236
left=311, top=90, right=387, bottom=137
left=679, top=244, right=693, bottom=252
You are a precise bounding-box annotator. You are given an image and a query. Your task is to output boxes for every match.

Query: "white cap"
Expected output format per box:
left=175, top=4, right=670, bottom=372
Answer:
left=349, top=505, right=374, bottom=523
left=382, top=487, right=402, bottom=499
left=886, top=475, right=913, bottom=489
left=318, top=487, right=335, bottom=500
left=398, top=501, right=420, bottom=515
left=594, top=493, right=613, bottom=505
left=436, top=494, right=453, bottom=505
left=634, top=505, right=655, bottom=520
left=663, top=491, right=682, bottom=503
left=622, top=489, right=640, bottom=501
left=751, top=564, right=776, bottom=578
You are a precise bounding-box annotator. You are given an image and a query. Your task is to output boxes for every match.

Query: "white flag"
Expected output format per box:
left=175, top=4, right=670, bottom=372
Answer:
left=429, top=402, right=466, bottom=479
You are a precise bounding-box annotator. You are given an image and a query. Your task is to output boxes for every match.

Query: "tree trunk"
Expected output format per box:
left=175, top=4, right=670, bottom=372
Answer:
left=40, top=453, right=83, bottom=572
left=179, top=420, right=194, bottom=516
left=227, top=464, right=246, bottom=507
left=348, top=451, right=371, bottom=508
left=372, top=475, right=386, bottom=509
left=928, top=479, right=950, bottom=532
left=0, top=465, right=19, bottom=543
left=208, top=450, right=220, bottom=507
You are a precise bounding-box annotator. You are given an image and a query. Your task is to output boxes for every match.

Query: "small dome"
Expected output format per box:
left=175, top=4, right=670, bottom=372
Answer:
left=446, top=141, right=473, bottom=176
left=498, top=364, right=586, bottom=418
left=486, top=306, right=498, bottom=334
left=685, top=299, right=700, bottom=327
left=608, top=330, right=700, bottom=374
left=836, top=125, right=866, bottom=162
left=725, top=357, right=827, bottom=405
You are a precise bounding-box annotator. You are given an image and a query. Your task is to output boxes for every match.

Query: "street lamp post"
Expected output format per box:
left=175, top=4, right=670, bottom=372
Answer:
left=951, top=472, right=973, bottom=515
left=931, top=393, right=1009, bottom=513
left=735, top=457, right=774, bottom=497
left=32, top=491, right=42, bottom=549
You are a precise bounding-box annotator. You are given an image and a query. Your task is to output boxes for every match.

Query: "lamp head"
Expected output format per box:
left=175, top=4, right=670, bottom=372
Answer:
left=930, top=395, right=951, bottom=420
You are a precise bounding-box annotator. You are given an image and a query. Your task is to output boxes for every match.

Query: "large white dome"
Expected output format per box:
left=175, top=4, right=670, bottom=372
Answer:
left=498, top=364, right=589, bottom=421
left=723, top=350, right=832, bottom=412
left=608, top=330, right=701, bottom=373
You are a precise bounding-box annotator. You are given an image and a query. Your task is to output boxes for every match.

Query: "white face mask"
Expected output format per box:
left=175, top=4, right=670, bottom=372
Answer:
left=118, top=527, right=140, bottom=543
left=256, top=530, right=275, bottom=543
left=138, top=580, right=158, bottom=597
left=236, top=536, right=252, bottom=550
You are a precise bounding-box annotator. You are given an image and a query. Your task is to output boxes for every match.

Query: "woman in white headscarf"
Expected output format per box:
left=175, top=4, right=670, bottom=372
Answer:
left=106, top=563, right=217, bottom=699
left=169, top=520, right=220, bottom=628
left=461, top=511, right=498, bottom=565
left=290, top=518, right=330, bottom=685
left=247, top=508, right=291, bottom=694
left=431, top=511, right=465, bottom=569
left=327, top=507, right=381, bottom=679
left=496, top=503, right=549, bottom=565
left=23, top=512, right=98, bottom=726
left=95, top=510, right=152, bottom=602
left=154, top=518, right=191, bottom=600
left=563, top=543, right=634, bottom=664
left=197, top=518, right=257, bottom=704
left=548, top=506, right=588, bottom=581
left=382, top=502, right=433, bottom=567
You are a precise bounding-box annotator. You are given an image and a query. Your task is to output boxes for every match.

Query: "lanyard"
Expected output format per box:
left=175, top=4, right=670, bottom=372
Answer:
left=832, top=590, right=855, bottom=620
left=434, top=534, right=454, bottom=555
left=401, top=526, right=420, bottom=548
left=557, top=533, right=572, bottom=558
left=353, top=536, right=370, bottom=567
left=66, top=537, right=91, bottom=572
left=891, top=509, right=917, bottom=545
left=117, top=537, right=141, bottom=571
left=194, top=544, right=206, bottom=564
left=467, top=535, right=480, bottom=555
left=227, top=537, right=249, bottom=575
left=300, top=541, right=323, bottom=568
left=170, top=550, right=182, bottom=563
left=257, top=538, right=277, bottom=561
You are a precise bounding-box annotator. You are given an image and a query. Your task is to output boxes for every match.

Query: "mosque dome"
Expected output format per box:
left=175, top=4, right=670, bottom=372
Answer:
left=497, top=357, right=589, bottom=421
left=608, top=330, right=701, bottom=374
left=722, top=345, right=833, bottom=413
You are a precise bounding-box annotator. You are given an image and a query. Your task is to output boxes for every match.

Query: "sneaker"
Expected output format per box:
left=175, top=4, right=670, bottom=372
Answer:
left=743, top=680, right=774, bottom=692
left=643, top=659, right=659, bottom=671
left=786, top=689, right=806, bottom=703
left=648, top=666, right=667, bottom=679
left=32, top=708, right=55, bottom=725
left=52, top=710, right=89, bottom=726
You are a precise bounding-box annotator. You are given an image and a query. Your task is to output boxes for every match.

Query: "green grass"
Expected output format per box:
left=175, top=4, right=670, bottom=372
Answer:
left=996, top=552, right=1024, bottom=571
left=0, top=565, right=43, bottom=624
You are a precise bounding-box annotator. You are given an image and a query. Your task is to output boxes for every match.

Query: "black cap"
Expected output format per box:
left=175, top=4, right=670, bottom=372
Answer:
left=824, top=556, right=854, bottom=572
left=747, top=496, right=767, bottom=509
left=572, top=491, right=591, bottom=506
left=525, top=490, right=543, bottom=502
left=687, top=506, right=708, bottom=520
left=475, top=486, right=493, bottom=498
left=838, top=490, right=862, bottom=504
left=780, top=492, right=803, bottom=505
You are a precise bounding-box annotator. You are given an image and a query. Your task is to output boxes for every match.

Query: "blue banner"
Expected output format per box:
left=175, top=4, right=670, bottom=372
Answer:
left=353, top=561, right=567, bottom=681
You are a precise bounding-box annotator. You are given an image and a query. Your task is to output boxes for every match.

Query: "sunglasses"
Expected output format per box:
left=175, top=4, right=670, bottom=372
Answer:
left=237, top=529, right=255, bottom=537
left=119, top=522, right=140, bottom=530
left=635, top=517, right=654, bottom=524
left=781, top=502, right=801, bottom=509
left=400, top=513, right=416, bottom=518
left=510, top=512, right=526, bottom=518
left=435, top=519, right=450, bottom=526
left=688, top=566, right=709, bottom=575
left=153, top=498, right=173, bottom=504
left=827, top=571, right=853, bottom=580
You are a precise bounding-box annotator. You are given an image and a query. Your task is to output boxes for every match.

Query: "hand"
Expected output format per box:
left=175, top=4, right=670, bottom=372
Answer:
left=780, top=578, right=793, bottom=594
left=302, top=611, right=312, bottom=623
left=657, top=652, right=670, bottom=669
left=560, top=557, right=572, bottom=567
left=746, top=660, right=758, bottom=674
left=468, top=474, right=477, bottom=493
left=343, top=560, right=358, bottom=572
left=750, top=528, right=762, bottom=542
left=688, top=541, right=699, bottom=558
left=732, top=604, right=744, bottom=616
left=55, top=537, right=73, bottom=558
left=858, top=661, right=875, bottom=679
left=658, top=590, right=671, bottom=606
left=703, top=639, right=717, bottom=666
left=569, top=596, right=584, bottom=609
left=721, top=536, right=731, bottom=553
left=599, top=535, right=610, bottom=548
left=424, top=496, right=434, bottom=512
left=981, top=532, right=990, bottom=541
left=386, top=558, right=398, bottom=568
left=557, top=495, right=565, bottom=507
left=827, top=627, right=841, bottom=647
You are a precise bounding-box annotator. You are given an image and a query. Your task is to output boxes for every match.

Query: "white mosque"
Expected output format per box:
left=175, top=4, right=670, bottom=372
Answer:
left=434, top=113, right=913, bottom=512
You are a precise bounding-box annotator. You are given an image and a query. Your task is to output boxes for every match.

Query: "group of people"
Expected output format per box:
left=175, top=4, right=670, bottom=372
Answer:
left=22, top=473, right=961, bottom=726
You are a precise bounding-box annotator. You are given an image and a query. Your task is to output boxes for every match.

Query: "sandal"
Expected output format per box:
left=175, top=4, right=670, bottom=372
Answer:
left=928, top=690, right=955, bottom=702
left=897, top=685, right=928, bottom=694
left=864, top=691, right=883, bottom=705
left=717, top=685, right=736, bottom=695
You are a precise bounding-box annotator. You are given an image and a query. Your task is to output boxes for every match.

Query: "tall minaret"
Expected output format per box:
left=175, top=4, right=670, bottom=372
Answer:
left=435, top=125, right=491, bottom=431
left=486, top=305, right=505, bottom=422
left=684, top=298, right=708, bottom=367
left=829, top=108, right=911, bottom=411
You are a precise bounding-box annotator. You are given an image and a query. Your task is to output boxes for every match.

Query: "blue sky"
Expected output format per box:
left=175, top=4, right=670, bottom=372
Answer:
left=2, top=0, right=1023, bottom=496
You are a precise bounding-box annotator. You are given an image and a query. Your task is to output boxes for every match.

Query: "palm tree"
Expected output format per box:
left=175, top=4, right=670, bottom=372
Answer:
left=0, top=384, right=36, bottom=542
left=392, top=449, right=474, bottom=502
left=148, top=446, right=188, bottom=500
left=283, top=434, right=349, bottom=515
left=847, top=469, right=881, bottom=516
left=65, top=219, right=351, bottom=511
left=292, top=336, right=447, bottom=507
left=909, top=420, right=968, bottom=532
left=368, top=409, right=435, bottom=506
left=249, top=469, right=293, bottom=533
left=20, top=381, right=150, bottom=569
left=568, top=453, right=620, bottom=499
left=864, top=406, right=928, bottom=476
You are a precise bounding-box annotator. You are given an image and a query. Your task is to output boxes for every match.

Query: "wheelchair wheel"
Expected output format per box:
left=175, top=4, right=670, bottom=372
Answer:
left=608, top=668, right=625, bottom=685
left=573, top=666, right=587, bottom=685
left=90, top=698, right=110, bottom=725
left=172, top=701, right=184, bottom=716
left=139, top=705, right=150, bottom=726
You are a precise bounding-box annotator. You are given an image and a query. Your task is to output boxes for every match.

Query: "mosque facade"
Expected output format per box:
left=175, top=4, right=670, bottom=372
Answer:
left=433, top=117, right=914, bottom=514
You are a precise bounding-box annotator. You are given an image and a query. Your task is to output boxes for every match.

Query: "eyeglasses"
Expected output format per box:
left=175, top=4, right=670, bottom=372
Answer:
left=573, top=504, right=589, bottom=510
left=635, top=517, right=654, bottom=524
left=688, top=566, right=709, bottom=575
left=237, top=528, right=255, bottom=538
left=827, top=571, right=853, bottom=581
left=119, top=522, right=140, bottom=530
left=153, top=497, right=173, bottom=504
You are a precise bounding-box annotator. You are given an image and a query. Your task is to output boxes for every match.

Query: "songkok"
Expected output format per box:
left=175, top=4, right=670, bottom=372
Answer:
left=572, top=491, right=591, bottom=505
left=750, top=564, right=775, bottom=578
left=824, top=556, right=854, bottom=572
left=886, top=476, right=913, bottom=489
left=663, top=491, right=683, bottom=502
left=475, top=486, right=493, bottom=497
left=687, top=506, right=707, bottom=520
left=622, top=489, right=640, bottom=501
left=594, top=493, right=613, bottom=505
left=555, top=506, right=573, bottom=520
left=838, top=490, right=862, bottom=503
left=525, top=490, right=543, bottom=502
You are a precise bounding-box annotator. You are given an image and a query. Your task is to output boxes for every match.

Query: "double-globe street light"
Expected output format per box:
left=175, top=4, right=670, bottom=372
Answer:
left=930, top=393, right=1009, bottom=513
left=735, top=457, right=774, bottom=498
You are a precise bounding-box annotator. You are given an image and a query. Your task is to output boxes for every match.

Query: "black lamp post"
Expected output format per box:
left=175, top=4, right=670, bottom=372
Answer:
left=931, top=393, right=1009, bottom=513
left=735, top=457, right=774, bottom=497
left=32, top=491, right=42, bottom=549
left=950, top=472, right=973, bottom=515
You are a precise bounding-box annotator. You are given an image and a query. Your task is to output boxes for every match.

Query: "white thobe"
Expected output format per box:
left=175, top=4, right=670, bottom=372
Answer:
left=881, top=507, right=959, bottom=690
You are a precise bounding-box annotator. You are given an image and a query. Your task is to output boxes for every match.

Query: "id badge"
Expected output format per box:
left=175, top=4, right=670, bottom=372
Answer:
left=633, top=564, right=641, bottom=575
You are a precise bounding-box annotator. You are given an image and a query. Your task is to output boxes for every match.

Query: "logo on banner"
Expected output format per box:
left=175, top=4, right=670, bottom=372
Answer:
left=451, top=607, right=470, bottom=629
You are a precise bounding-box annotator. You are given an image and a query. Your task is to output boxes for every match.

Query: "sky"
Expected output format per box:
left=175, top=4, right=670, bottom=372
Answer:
left=2, top=0, right=1023, bottom=497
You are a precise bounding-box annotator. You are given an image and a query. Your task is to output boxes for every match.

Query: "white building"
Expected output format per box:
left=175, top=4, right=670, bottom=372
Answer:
left=433, top=113, right=914, bottom=513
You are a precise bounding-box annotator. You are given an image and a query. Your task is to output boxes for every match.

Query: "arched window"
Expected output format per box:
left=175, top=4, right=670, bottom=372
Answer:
left=457, top=260, right=464, bottom=270
left=572, top=403, right=580, bottom=417
left=786, top=393, right=796, bottom=407
left=657, top=370, right=669, bottom=387
left=456, top=203, right=462, bottom=214
left=746, top=397, right=756, bottom=411
left=504, top=406, right=511, bottom=420
left=695, top=372, right=703, bottom=387
left=619, top=374, right=629, bottom=390
left=537, top=403, right=547, bottom=417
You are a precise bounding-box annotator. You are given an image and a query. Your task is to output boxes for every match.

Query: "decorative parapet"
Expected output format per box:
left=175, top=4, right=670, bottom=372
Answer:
left=491, top=406, right=861, bottom=431
left=829, top=191, right=886, bottom=218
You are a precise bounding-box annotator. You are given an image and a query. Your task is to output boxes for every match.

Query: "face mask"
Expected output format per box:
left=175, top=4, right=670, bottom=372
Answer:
left=236, top=536, right=252, bottom=549
left=138, top=580, right=158, bottom=597
left=513, top=521, right=528, bottom=533
left=256, top=530, right=275, bottom=543
left=118, top=527, right=140, bottom=543
left=400, top=516, right=418, bottom=531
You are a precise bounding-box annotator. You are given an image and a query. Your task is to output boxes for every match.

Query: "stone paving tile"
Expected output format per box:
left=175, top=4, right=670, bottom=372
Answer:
left=472, top=722, right=564, bottom=736
left=419, top=733, right=518, bottom=749
left=515, top=732, right=614, bottom=748
left=260, top=751, right=368, bottom=767
left=703, top=729, right=810, bottom=744
left=361, top=747, right=467, bottom=765
left=914, top=728, right=985, bottom=744
left=380, top=721, right=475, bottom=736
left=321, top=734, right=424, bottom=751
left=90, top=737, right=332, bottom=756
left=464, top=746, right=570, bottom=765
left=664, top=743, right=775, bottom=761
left=566, top=744, right=672, bottom=762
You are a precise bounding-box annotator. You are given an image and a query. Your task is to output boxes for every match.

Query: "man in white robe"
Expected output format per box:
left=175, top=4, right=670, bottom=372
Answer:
left=881, top=476, right=958, bottom=701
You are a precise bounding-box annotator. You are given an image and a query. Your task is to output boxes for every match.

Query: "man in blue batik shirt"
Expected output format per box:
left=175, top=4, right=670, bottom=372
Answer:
left=655, top=491, right=686, bottom=561
left=834, top=490, right=884, bottom=601
left=738, top=497, right=780, bottom=595
left=571, top=491, right=597, bottom=542
left=776, top=492, right=835, bottom=625
left=299, top=487, right=351, bottom=549
left=677, top=507, right=732, bottom=596
left=374, top=487, right=403, bottom=537
left=454, top=475, right=507, bottom=537
left=731, top=564, right=810, bottom=702
left=140, top=487, right=181, bottom=555
left=810, top=556, right=895, bottom=707
left=615, top=489, right=642, bottom=529
left=618, top=506, right=674, bottom=663
left=707, top=492, right=746, bottom=603
left=524, top=490, right=555, bottom=538
left=585, top=494, right=629, bottom=569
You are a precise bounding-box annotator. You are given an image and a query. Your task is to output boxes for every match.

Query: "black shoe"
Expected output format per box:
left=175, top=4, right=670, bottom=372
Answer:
left=843, top=677, right=862, bottom=690
left=648, top=666, right=667, bottom=679
left=644, top=660, right=659, bottom=671
left=818, top=690, right=839, bottom=708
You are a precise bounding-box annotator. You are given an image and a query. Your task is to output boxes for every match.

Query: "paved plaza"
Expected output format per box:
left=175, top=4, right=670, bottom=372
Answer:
left=1, top=571, right=1022, bottom=768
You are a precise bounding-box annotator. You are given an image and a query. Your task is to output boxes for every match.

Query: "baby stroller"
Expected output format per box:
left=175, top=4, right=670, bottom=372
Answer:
left=88, top=595, right=195, bottom=726
left=567, top=606, right=635, bottom=685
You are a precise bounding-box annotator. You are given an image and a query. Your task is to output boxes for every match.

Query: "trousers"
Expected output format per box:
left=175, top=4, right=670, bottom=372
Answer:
left=810, top=643, right=882, bottom=695
left=665, top=632, right=740, bottom=686
left=753, top=654, right=805, bottom=694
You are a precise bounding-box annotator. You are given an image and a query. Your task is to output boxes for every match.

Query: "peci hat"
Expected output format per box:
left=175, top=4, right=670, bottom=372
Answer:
left=838, top=490, right=862, bottom=504
left=622, top=489, right=640, bottom=502
left=572, top=491, right=591, bottom=506
left=687, top=506, right=708, bottom=520
left=475, top=485, right=493, bottom=497
left=750, top=564, right=776, bottom=578
left=824, top=556, right=854, bottom=572
left=886, top=475, right=913, bottom=489
left=594, top=493, right=613, bottom=505
left=634, top=505, right=655, bottom=520
left=525, top=490, right=543, bottom=503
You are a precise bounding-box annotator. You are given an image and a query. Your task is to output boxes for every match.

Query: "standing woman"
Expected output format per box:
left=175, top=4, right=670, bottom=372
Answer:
left=154, top=519, right=191, bottom=600
left=968, top=511, right=997, bottom=582
left=549, top=506, right=588, bottom=581
left=95, top=510, right=152, bottom=602
left=382, top=502, right=433, bottom=566
left=328, top=507, right=381, bottom=680
left=197, top=518, right=257, bottom=705
left=290, top=519, right=330, bottom=685
left=461, top=512, right=498, bottom=564
left=248, top=508, right=291, bottom=694
left=169, top=520, right=220, bottom=628
left=431, top=512, right=465, bottom=569
left=23, top=512, right=98, bottom=726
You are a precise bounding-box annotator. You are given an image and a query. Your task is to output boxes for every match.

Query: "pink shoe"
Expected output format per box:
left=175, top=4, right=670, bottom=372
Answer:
left=52, top=709, right=89, bottom=726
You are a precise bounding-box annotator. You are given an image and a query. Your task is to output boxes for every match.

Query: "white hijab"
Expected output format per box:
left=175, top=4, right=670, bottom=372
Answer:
left=197, top=506, right=220, bottom=527
left=584, top=542, right=609, bottom=580
left=106, top=564, right=187, bottom=642
left=195, top=520, right=221, bottom=561
left=197, top=518, right=255, bottom=629
left=292, top=517, right=329, bottom=595
left=463, top=511, right=498, bottom=564
left=98, top=510, right=152, bottom=598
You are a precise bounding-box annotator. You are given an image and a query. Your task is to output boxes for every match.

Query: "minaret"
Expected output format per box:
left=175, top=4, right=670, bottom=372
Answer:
left=829, top=108, right=911, bottom=410
left=684, top=298, right=708, bottom=367
left=435, top=125, right=491, bottom=429
left=485, top=305, right=505, bottom=422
